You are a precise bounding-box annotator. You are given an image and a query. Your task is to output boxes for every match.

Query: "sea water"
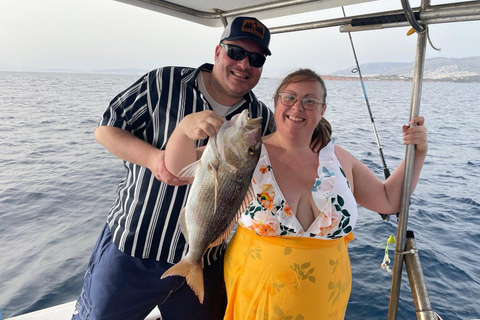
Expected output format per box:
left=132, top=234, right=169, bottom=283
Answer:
left=0, top=71, right=479, bottom=319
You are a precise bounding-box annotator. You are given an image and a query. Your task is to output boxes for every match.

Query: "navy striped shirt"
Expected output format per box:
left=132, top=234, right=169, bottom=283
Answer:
left=99, top=63, right=275, bottom=263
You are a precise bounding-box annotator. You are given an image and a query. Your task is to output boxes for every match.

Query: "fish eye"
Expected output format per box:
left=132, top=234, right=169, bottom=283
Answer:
left=248, top=146, right=255, bottom=155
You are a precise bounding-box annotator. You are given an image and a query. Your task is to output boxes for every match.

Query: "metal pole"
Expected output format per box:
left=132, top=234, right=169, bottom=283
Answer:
left=340, top=14, right=480, bottom=32
left=271, top=1, right=480, bottom=34
left=404, top=231, right=437, bottom=320
left=341, top=7, right=392, bottom=221
left=387, top=0, right=428, bottom=318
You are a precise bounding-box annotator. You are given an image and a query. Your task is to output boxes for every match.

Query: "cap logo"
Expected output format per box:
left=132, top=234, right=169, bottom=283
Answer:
left=241, top=19, right=265, bottom=39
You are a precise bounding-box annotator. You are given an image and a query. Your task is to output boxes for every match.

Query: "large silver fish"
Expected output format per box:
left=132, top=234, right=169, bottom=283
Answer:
left=161, top=109, right=262, bottom=303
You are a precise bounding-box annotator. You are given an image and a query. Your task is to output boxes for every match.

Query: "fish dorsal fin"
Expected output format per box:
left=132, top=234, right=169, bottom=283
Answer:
left=237, top=183, right=255, bottom=219
left=209, top=216, right=238, bottom=248
left=208, top=184, right=255, bottom=247
left=178, top=160, right=201, bottom=178
left=179, top=206, right=189, bottom=243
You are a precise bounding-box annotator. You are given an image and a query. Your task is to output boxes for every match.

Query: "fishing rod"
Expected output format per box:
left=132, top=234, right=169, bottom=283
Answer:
left=341, top=6, right=393, bottom=222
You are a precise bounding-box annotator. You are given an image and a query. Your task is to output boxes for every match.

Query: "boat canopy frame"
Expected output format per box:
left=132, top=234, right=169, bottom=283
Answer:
left=111, top=1, right=480, bottom=319
left=113, top=0, right=480, bottom=32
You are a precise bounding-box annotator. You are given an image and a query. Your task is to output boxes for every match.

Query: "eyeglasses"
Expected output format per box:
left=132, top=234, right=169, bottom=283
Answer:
left=220, top=44, right=266, bottom=68
left=277, top=93, right=323, bottom=110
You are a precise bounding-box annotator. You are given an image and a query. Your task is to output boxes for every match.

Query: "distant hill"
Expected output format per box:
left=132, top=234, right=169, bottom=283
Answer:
left=332, top=62, right=410, bottom=76
left=0, top=65, right=150, bottom=75
left=0, top=63, right=23, bottom=72
left=93, top=68, right=149, bottom=75
left=330, top=56, right=480, bottom=82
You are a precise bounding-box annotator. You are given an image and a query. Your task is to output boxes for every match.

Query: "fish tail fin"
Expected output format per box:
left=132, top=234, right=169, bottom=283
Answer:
left=161, top=260, right=205, bottom=303
left=186, top=263, right=205, bottom=303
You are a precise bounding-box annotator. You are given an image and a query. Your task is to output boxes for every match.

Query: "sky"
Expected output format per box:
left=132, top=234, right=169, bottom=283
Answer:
left=0, top=0, right=479, bottom=77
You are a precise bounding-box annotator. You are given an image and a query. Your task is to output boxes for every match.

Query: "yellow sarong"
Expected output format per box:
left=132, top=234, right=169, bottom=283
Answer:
left=224, top=226, right=354, bottom=320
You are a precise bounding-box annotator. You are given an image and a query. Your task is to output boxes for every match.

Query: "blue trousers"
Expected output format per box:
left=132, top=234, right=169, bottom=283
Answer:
left=72, top=224, right=226, bottom=320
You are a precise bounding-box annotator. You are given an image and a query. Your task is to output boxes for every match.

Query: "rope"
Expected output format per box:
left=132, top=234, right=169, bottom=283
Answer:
left=401, top=0, right=425, bottom=33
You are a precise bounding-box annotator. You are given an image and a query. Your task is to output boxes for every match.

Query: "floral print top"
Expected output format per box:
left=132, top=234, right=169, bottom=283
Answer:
left=239, top=140, right=358, bottom=240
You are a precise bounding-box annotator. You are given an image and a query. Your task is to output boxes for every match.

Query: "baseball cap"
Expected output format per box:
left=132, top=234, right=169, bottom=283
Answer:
left=220, top=16, right=271, bottom=56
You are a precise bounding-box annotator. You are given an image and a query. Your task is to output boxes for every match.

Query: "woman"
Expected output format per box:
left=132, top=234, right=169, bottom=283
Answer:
left=166, top=69, right=428, bottom=320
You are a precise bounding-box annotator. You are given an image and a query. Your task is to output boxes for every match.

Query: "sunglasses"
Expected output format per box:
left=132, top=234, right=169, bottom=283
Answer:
left=220, top=43, right=266, bottom=68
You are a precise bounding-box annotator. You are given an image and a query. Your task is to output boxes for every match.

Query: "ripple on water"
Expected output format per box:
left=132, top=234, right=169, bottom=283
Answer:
left=2, top=73, right=480, bottom=319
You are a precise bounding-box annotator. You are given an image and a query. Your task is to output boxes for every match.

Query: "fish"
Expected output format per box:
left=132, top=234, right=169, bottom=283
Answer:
left=161, top=109, right=263, bottom=303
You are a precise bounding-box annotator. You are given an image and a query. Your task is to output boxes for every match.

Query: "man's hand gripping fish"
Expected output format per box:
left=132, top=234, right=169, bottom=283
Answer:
left=161, top=110, right=262, bottom=303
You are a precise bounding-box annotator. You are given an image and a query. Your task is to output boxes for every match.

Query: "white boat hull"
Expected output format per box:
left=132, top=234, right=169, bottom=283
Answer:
left=5, top=301, right=162, bottom=320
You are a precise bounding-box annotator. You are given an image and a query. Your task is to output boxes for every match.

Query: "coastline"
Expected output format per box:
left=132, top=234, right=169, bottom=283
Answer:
left=321, top=74, right=480, bottom=83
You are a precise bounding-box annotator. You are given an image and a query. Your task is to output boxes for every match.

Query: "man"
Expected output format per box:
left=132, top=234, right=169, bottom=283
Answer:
left=72, top=16, right=275, bottom=320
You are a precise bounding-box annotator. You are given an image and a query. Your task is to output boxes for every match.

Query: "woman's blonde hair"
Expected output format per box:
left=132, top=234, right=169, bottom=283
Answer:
left=274, top=68, right=331, bottom=149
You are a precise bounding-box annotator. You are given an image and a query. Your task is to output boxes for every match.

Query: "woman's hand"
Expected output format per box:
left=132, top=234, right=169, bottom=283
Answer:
left=402, top=116, right=428, bottom=154
left=180, top=111, right=226, bottom=140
